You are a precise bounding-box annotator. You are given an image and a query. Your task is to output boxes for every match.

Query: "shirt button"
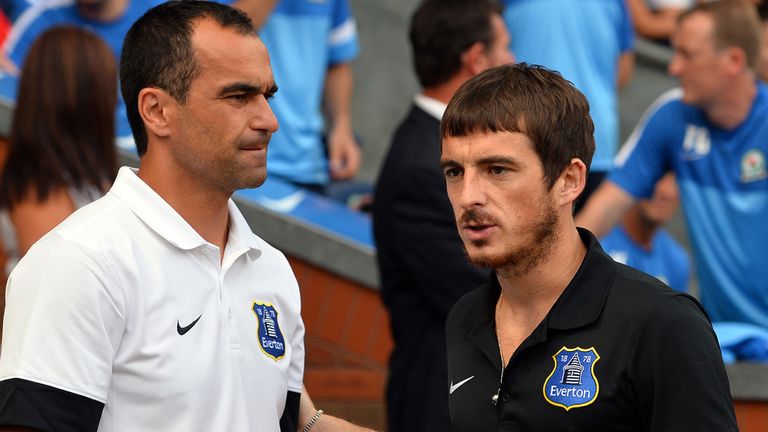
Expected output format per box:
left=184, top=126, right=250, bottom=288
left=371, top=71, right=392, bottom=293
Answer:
left=502, top=393, right=511, bottom=403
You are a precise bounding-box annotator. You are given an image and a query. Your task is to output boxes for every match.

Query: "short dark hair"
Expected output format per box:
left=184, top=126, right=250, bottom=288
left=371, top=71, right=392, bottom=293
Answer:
left=1, top=26, right=117, bottom=208
left=120, top=0, right=257, bottom=155
left=441, top=63, right=595, bottom=189
left=409, top=0, right=503, bottom=88
left=679, top=0, right=761, bottom=70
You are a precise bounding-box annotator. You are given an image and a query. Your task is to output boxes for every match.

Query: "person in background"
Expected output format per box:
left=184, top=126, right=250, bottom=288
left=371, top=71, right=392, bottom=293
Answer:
left=577, top=0, right=768, bottom=327
left=0, top=25, right=117, bottom=282
left=259, top=0, right=363, bottom=200
left=757, top=0, right=768, bottom=80
left=502, top=0, right=634, bottom=213
left=627, top=0, right=694, bottom=41
left=373, top=2, right=513, bottom=430
left=599, top=172, right=691, bottom=292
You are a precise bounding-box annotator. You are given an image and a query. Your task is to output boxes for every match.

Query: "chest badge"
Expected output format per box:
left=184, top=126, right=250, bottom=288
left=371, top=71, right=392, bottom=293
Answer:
left=252, top=302, right=286, bottom=361
left=543, top=347, right=600, bottom=410
left=740, top=149, right=767, bottom=183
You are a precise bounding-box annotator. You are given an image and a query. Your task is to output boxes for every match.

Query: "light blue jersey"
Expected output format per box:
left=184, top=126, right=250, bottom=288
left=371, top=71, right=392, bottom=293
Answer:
left=3, top=0, right=171, bottom=139
left=259, top=0, right=359, bottom=185
left=601, top=225, right=691, bottom=292
left=502, top=0, right=633, bottom=173
left=611, top=85, right=768, bottom=327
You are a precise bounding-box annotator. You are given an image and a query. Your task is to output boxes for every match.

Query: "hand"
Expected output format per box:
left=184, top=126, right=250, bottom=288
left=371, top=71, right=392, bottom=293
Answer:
left=327, top=124, right=361, bottom=180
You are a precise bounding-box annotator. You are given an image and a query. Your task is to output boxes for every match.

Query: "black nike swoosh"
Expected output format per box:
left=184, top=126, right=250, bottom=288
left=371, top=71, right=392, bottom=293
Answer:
left=177, top=314, right=202, bottom=335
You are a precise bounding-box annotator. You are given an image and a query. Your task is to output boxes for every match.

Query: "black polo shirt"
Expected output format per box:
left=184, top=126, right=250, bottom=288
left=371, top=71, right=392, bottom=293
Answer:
left=446, top=229, right=738, bottom=432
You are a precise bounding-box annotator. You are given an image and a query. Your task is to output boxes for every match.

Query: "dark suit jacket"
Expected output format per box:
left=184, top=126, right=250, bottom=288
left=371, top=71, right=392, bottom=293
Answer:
left=372, top=104, right=487, bottom=432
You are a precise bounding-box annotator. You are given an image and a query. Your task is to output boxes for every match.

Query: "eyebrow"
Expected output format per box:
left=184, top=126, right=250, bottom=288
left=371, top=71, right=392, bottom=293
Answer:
left=219, top=82, right=279, bottom=97
left=475, top=155, right=522, bottom=168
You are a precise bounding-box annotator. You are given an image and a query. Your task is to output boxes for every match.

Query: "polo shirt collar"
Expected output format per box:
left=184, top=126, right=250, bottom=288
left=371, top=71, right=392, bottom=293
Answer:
left=457, top=228, right=614, bottom=333
left=109, top=167, right=263, bottom=258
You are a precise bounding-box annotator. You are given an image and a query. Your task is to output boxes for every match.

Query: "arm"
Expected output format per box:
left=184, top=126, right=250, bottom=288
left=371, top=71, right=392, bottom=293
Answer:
left=0, top=237, right=122, bottom=431
left=630, top=296, right=738, bottom=430
left=323, top=62, right=360, bottom=180
left=575, top=181, right=636, bottom=238
left=8, top=186, right=75, bottom=256
left=298, top=387, right=377, bottom=432
left=617, top=51, right=634, bottom=90
left=626, top=0, right=683, bottom=40
left=230, top=0, right=278, bottom=29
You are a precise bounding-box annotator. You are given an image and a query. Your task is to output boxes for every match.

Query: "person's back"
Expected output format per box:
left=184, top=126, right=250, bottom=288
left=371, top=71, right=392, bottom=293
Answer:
left=502, top=0, right=634, bottom=211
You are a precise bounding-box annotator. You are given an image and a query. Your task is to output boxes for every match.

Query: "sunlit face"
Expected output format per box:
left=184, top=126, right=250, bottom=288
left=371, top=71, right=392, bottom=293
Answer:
left=169, top=19, right=279, bottom=195
left=637, top=172, right=680, bottom=225
left=441, top=131, right=559, bottom=276
left=483, top=14, right=515, bottom=68
left=668, top=12, right=731, bottom=107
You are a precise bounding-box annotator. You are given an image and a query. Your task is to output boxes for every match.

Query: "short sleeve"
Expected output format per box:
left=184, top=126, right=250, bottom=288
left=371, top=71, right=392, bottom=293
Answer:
left=287, top=314, right=305, bottom=393
left=610, top=90, right=682, bottom=199
left=0, top=233, right=126, bottom=404
left=628, top=295, right=738, bottom=431
left=617, top=0, right=634, bottom=52
left=327, top=0, right=359, bottom=65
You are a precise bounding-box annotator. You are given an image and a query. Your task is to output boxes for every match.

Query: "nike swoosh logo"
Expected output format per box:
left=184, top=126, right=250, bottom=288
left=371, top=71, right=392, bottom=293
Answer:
left=177, top=314, right=202, bottom=335
left=449, top=376, right=475, bottom=394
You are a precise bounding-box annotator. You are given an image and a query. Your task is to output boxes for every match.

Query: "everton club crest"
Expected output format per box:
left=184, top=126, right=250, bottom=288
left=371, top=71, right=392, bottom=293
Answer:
left=252, top=302, right=286, bottom=361
left=542, top=346, right=600, bottom=410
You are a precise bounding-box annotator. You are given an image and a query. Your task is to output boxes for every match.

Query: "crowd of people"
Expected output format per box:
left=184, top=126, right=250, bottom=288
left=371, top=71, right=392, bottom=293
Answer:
left=0, top=0, right=765, bottom=431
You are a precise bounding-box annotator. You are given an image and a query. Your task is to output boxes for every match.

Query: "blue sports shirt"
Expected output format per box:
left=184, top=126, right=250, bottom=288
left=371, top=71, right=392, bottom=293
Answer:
left=502, top=0, right=634, bottom=173
left=259, top=0, right=360, bottom=185
left=601, top=225, right=691, bottom=292
left=611, top=85, right=768, bottom=327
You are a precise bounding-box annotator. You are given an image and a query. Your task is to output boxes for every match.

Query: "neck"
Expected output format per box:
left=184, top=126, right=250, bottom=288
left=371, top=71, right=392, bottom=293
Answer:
left=78, top=0, right=129, bottom=22
left=137, top=155, right=231, bottom=259
left=422, top=72, right=473, bottom=105
left=620, top=208, right=657, bottom=250
left=705, top=74, right=757, bottom=129
left=496, top=224, right=586, bottom=322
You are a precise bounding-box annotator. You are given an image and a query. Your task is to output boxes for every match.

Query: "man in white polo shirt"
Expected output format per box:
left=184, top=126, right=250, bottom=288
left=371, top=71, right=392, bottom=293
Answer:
left=0, top=1, right=306, bottom=430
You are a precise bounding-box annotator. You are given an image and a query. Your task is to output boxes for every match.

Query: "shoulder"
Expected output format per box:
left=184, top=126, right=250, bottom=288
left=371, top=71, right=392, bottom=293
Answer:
left=606, top=262, right=704, bottom=325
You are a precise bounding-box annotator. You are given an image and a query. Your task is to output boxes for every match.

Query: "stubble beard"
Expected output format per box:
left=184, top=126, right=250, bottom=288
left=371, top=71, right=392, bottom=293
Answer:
left=463, top=199, right=559, bottom=278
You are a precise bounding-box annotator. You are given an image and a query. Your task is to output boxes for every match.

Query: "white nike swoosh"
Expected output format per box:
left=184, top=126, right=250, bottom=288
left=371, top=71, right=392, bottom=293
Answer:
left=449, top=376, right=475, bottom=394
left=257, top=191, right=306, bottom=213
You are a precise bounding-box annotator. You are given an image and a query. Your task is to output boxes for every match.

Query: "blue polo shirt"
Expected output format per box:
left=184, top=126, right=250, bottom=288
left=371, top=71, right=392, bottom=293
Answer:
left=610, top=85, right=768, bottom=327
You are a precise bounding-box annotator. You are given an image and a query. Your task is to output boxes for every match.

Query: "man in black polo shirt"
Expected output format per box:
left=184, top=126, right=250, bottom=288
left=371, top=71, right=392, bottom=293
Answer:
left=439, top=63, right=737, bottom=431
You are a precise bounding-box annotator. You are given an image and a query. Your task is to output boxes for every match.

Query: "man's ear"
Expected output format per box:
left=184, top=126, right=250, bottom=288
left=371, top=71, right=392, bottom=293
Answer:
left=138, top=87, right=174, bottom=138
left=723, top=46, right=748, bottom=75
left=461, top=41, right=489, bottom=76
left=555, top=158, right=587, bottom=208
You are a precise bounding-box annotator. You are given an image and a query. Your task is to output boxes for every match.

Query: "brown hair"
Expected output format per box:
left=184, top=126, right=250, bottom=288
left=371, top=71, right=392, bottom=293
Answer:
left=441, top=63, right=595, bottom=189
left=679, top=0, right=761, bottom=69
left=0, top=26, right=117, bottom=208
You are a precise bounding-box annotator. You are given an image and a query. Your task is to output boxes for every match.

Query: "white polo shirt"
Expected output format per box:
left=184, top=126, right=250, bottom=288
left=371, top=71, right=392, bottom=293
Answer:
left=0, top=167, right=305, bottom=431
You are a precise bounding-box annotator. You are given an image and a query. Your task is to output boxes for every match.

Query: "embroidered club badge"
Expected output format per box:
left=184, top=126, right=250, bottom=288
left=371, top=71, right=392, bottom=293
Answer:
left=543, top=346, right=600, bottom=410
left=252, top=302, right=286, bottom=360
left=740, top=149, right=767, bottom=183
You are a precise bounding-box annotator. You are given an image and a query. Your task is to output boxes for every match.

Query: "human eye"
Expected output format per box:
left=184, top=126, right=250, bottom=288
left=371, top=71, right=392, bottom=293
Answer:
left=443, top=166, right=463, bottom=179
left=228, top=93, right=248, bottom=103
left=489, top=165, right=508, bottom=176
